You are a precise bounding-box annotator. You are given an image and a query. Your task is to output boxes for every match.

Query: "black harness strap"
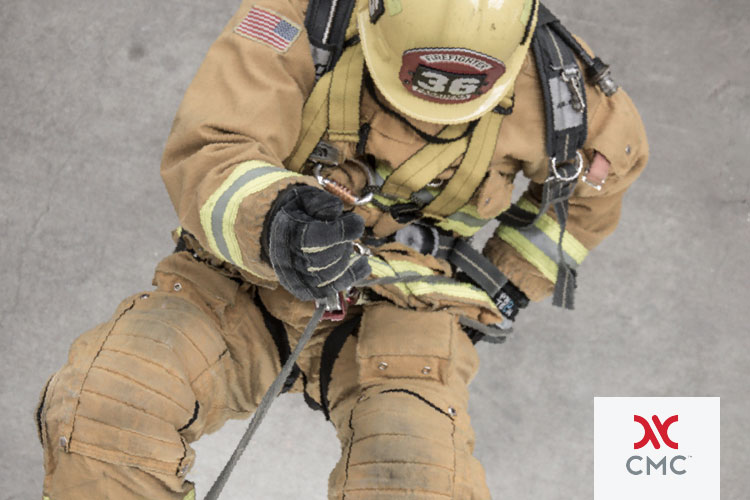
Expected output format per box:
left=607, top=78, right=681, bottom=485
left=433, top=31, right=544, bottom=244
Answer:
left=535, top=4, right=588, bottom=163
left=253, top=295, right=301, bottom=393
left=318, top=315, right=361, bottom=420
left=305, top=0, right=358, bottom=79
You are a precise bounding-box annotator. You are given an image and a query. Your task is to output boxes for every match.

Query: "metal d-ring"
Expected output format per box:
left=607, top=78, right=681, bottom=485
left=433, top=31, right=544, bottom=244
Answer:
left=548, top=152, right=584, bottom=183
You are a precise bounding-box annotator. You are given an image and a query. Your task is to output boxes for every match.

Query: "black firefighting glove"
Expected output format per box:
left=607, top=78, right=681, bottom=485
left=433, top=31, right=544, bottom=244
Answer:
left=262, top=184, right=371, bottom=302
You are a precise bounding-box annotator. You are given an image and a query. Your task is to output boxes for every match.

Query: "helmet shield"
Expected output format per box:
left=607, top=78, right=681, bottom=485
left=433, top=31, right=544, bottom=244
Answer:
left=359, top=0, right=539, bottom=124
left=399, top=48, right=507, bottom=104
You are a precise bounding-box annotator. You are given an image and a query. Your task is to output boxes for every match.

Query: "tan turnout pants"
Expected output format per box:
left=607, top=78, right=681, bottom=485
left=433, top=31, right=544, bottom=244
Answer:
left=37, top=252, right=490, bottom=499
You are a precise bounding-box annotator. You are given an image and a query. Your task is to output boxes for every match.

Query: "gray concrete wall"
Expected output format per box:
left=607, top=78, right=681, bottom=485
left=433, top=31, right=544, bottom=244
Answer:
left=1, top=0, right=748, bottom=498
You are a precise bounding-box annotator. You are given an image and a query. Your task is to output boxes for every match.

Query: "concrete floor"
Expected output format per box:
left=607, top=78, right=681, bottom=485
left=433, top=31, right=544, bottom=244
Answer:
left=1, top=0, right=748, bottom=498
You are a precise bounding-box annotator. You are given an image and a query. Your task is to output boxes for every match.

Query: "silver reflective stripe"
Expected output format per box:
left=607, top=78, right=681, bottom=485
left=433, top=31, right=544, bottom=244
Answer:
left=549, top=75, right=584, bottom=131
left=445, top=209, right=487, bottom=229
left=211, top=166, right=282, bottom=265
left=518, top=225, right=580, bottom=269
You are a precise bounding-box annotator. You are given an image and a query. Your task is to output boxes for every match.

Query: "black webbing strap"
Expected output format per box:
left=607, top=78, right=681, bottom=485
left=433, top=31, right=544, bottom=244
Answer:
left=436, top=236, right=508, bottom=299
left=534, top=3, right=588, bottom=162
left=253, top=295, right=301, bottom=393
left=318, top=315, right=361, bottom=420
left=497, top=170, right=578, bottom=230
left=305, top=0, right=357, bottom=79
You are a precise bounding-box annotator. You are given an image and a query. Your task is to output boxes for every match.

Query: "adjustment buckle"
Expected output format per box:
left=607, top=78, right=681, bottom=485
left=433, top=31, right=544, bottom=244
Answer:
left=309, top=140, right=340, bottom=166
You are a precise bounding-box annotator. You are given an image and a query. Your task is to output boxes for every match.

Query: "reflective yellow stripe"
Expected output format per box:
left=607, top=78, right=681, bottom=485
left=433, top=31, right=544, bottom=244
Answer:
left=199, top=161, right=299, bottom=272
left=515, top=198, right=588, bottom=264
left=371, top=194, right=397, bottom=207
left=435, top=218, right=476, bottom=237
left=496, top=197, right=589, bottom=281
left=497, top=225, right=559, bottom=281
left=368, top=257, right=495, bottom=307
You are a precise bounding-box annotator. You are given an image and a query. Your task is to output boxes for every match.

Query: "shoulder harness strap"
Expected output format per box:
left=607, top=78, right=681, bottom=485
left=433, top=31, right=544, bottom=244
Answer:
left=286, top=1, right=363, bottom=172
left=497, top=3, right=618, bottom=309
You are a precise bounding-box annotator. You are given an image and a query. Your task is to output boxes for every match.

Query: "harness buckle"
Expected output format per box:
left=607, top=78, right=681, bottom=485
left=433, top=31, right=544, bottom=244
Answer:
left=560, top=65, right=586, bottom=113
left=547, top=152, right=584, bottom=183
left=309, top=140, right=340, bottom=166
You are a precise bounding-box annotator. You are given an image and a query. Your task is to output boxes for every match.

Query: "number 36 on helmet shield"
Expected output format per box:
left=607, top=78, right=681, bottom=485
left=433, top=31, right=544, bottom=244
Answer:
left=360, top=0, right=539, bottom=125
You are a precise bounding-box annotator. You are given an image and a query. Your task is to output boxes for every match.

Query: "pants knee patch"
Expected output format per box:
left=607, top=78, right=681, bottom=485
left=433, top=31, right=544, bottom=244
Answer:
left=339, top=388, right=458, bottom=498
left=329, top=304, right=488, bottom=499
left=41, top=292, right=224, bottom=478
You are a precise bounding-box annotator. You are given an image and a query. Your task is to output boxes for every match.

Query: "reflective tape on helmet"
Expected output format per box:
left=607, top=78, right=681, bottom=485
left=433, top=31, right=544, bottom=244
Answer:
left=200, top=160, right=301, bottom=273
left=496, top=197, right=588, bottom=282
left=368, top=256, right=495, bottom=307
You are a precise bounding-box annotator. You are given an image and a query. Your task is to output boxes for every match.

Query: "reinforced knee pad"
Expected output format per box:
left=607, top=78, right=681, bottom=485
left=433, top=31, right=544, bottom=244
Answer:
left=328, top=304, right=489, bottom=500
left=38, top=287, right=230, bottom=498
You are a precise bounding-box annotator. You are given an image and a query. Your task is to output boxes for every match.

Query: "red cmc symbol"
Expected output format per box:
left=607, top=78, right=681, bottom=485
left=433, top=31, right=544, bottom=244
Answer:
left=634, top=415, right=679, bottom=450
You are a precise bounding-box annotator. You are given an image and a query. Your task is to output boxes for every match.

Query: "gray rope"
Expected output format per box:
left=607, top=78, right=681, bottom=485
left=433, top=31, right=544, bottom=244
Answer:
left=204, top=303, right=326, bottom=500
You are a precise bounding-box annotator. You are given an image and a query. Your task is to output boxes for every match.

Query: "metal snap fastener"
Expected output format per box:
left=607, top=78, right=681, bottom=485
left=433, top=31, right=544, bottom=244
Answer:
left=421, top=366, right=432, bottom=375
left=378, top=362, right=389, bottom=371
left=625, top=145, right=632, bottom=155
left=59, top=436, right=68, bottom=450
left=448, top=407, right=457, bottom=417
left=173, top=283, right=182, bottom=292
left=140, top=294, right=149, bottom=300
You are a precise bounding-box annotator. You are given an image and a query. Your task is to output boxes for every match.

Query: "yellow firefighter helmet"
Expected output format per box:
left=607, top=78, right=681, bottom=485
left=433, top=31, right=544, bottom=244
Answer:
left=359, top=0, right=539, bottom=124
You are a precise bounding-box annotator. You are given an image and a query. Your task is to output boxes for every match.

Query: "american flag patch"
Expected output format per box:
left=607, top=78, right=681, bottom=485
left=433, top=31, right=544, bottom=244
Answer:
left=234, top=7, right=301, bottom=53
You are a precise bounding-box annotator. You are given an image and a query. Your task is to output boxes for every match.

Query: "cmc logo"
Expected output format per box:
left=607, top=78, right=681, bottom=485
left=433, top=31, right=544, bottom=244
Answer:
left=634, top=415, right=679, bottom=449
left=627, top=414, right=687, bottom=476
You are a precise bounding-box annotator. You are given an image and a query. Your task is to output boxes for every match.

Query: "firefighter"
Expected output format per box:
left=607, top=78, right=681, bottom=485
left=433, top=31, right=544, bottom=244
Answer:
left=36, top=0, right=648, bottom=498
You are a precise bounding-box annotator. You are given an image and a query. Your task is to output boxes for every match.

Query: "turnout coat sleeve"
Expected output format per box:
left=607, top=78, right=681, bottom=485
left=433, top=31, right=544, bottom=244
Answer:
left=483, top=41, right=649, bottom=302
left=160, top=0, right=319, bottom=286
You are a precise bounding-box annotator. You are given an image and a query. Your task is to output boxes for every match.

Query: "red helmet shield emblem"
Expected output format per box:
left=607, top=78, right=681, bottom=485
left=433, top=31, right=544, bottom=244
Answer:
left=399, top=48, right=506, bottom=104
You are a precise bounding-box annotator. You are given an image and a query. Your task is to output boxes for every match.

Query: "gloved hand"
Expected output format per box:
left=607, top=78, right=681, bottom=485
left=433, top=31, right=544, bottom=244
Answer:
left=263, top=184, right=371, bottom=302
